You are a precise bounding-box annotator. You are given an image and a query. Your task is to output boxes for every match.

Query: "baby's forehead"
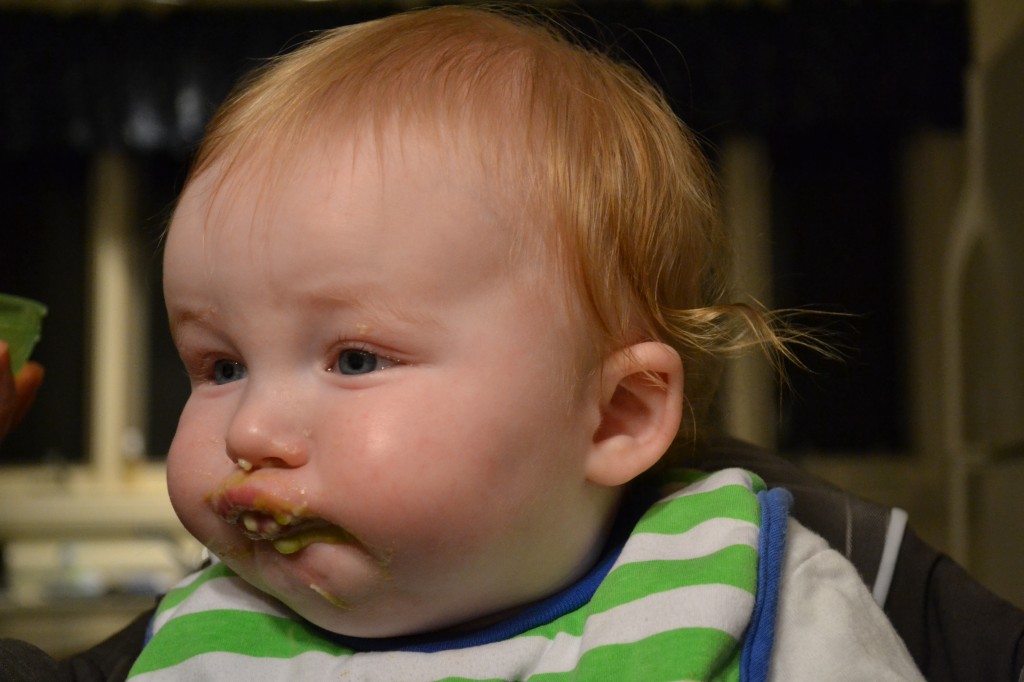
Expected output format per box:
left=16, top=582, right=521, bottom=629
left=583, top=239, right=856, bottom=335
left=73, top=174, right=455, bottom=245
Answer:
left=175, top=121, right=559, bottom=283
left=188, top=116, right=544, bottom=240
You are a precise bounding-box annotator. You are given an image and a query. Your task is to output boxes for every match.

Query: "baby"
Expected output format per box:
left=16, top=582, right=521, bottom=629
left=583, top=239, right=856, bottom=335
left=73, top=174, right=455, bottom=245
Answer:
left=132, top=6, right=922, bottom=680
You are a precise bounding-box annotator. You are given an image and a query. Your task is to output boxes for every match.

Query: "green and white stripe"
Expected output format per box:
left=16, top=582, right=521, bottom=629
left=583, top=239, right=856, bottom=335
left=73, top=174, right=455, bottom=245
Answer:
left=130, top=468, right=766, bottom=681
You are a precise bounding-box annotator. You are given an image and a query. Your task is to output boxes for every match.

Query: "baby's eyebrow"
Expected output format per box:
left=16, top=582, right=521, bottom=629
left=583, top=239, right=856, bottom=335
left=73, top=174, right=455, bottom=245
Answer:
left=168, top=307, right=217, bottom=342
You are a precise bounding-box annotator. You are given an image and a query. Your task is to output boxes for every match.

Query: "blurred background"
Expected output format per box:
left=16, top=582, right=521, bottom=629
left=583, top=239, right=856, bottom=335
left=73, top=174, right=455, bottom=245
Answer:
left=0, top=0, right=1020, bottom=658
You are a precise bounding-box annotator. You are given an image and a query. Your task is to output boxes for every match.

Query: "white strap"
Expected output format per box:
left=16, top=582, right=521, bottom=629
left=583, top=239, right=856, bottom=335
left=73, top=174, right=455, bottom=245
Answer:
left=871, top=507, right=909, bottom=607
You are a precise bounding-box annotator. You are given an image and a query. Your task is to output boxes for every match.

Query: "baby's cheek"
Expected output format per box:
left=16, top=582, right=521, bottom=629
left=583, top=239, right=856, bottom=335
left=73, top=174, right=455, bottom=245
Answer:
left=166, top=469, right=206, bottom=534
left=167, top=411, right=225, bottom=489
left=167, top=452, right=211, bottom=506
left=398, top=492, right=510, bottom=561
left=167, top=447, right=225, bottom=542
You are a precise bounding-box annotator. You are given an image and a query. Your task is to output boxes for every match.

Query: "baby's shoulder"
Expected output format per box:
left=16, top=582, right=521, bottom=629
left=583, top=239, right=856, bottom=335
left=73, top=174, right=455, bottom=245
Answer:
left=771, top=519, right=924, bottom=681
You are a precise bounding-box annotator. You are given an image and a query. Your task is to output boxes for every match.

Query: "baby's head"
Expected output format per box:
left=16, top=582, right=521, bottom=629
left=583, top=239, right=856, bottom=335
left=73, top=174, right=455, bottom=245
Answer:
left=162, top=6, right=760, bottom=639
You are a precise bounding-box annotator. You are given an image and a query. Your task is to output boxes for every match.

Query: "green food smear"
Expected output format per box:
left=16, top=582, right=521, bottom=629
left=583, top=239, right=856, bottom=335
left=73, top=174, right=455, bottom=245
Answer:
left=272, top=527, right=354, bottom=555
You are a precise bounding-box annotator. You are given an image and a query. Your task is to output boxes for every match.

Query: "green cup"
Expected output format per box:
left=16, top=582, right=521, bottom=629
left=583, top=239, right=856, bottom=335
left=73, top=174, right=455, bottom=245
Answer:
left=0, top=293, right=47, bottom=374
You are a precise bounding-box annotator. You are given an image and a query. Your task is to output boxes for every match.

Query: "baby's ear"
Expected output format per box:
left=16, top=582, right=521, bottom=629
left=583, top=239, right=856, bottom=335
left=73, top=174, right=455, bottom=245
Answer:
left=585, top=342, right=683, bottom=487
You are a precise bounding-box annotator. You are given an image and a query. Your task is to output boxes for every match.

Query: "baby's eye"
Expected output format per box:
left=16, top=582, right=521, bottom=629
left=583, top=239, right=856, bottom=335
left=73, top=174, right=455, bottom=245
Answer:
left=334, top=348, right=392, bottom=375
left=212, top=359, right=247, bottom=385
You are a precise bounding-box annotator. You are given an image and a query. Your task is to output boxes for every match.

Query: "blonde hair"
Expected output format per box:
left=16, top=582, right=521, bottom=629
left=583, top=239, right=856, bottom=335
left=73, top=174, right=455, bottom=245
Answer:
left=187, top=5, right=796, bottom=445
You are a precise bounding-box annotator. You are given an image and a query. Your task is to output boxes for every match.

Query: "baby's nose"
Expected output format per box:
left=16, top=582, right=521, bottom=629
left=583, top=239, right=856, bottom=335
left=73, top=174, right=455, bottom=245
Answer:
left=225, top=385, right=311, bottom=470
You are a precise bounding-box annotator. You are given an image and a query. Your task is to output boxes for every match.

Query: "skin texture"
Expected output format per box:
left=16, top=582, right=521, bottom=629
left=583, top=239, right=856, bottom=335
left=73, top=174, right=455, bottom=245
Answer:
left=163, top=129, right=627, bottom=638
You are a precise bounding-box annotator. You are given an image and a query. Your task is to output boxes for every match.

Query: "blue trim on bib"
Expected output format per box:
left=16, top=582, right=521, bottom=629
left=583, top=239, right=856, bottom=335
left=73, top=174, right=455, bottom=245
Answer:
left=320, top=540, right=624, bottom=654
left=741, top=487, right=792, bottom=682
left=400, top=543, right=623, bottom=653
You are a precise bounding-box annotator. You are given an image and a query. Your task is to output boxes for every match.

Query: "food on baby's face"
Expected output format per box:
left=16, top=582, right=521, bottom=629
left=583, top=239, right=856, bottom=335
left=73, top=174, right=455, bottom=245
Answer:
left=211, top=483, right=356, bottom=556
left=309, top=582, right=349, bottom=609
left=272, top=526, right=356, bottom=555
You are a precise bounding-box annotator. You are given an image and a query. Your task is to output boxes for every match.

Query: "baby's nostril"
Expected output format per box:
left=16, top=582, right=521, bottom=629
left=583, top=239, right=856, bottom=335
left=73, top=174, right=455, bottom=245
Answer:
left=234, top=456, right=290, bottom=471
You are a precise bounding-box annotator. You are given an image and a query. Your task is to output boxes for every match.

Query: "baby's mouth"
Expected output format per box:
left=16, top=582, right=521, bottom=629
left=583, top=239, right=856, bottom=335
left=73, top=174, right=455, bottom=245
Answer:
left=211, top=485, right=354, bottom=556
left=235, top=511, right=355, bottom=555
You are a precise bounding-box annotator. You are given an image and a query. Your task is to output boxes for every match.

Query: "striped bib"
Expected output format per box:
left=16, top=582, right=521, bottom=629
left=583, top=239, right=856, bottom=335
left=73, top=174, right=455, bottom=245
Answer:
left=130, top=468, right=790, bottom=681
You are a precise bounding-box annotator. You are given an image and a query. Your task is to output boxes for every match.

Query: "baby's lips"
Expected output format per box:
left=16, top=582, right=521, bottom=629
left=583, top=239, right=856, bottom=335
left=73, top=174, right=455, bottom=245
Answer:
left=207, top=479, right=360, bottom=556
left=208, top=477, right=309, bottom=526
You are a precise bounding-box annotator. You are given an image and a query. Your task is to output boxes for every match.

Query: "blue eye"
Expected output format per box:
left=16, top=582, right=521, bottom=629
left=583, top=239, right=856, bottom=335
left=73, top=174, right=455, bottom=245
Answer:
left=336, top=349, right=382, bottom=375
left=212, top=359, right=247, bottom=384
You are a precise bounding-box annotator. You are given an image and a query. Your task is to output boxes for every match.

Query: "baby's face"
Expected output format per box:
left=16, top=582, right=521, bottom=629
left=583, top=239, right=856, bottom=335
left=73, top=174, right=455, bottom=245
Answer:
left=162, top=130, right=618, bottom=637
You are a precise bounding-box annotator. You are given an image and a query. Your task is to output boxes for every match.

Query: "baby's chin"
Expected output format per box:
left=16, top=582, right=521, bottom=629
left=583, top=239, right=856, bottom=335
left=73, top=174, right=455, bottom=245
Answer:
left=255, top=559, right=530, bottom=640
left=213, top=541, right=411, bottom=637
